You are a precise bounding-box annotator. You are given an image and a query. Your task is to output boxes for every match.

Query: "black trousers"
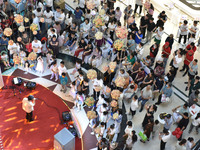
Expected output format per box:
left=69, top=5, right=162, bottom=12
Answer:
left=160, top=140, right=166, bottom=150
left=178, top=35, right=187, bottom=44
left=93, top=89, right=100, bottom=100
left=134, top=4, right=142, bottom=14
left=181, top=64, right=189, bottom=76
left=26, top=111, right=33, bottom=122
left=140, top=27, right=146, bottom=39
left=156, top=94, right=162, bottom=105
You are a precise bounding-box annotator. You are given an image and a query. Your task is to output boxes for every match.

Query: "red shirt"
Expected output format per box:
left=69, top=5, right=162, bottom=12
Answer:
left=162, top=45, right=171, bottom=58
left=184, top=50, right=194, bottom=65
left=186, top=45, right=197, bottom=52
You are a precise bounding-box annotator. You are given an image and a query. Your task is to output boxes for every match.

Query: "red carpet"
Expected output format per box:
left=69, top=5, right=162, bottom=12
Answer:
left=0, top=76, right=82, bottom=150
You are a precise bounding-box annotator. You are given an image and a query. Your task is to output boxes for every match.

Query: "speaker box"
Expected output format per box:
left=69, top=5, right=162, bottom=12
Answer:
left=26, top=81, right=36, bottom=90
left=54, top=128, right=75, bottom=150
left=62, top=111, right=71, bottom=122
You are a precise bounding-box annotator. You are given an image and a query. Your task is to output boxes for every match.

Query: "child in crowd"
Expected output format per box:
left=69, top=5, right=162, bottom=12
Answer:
left=50, top=60, right=58, bottom=81
left=46, top=51, right=53, bottom=67
left=58, top=61, right=67, bottom=77
left=1, top=52, right=10, bottom=69
left=152, top=120, right=160, bottom=139
left=36, top=55, right=44, bottom=73
left=70, top=59, right=81, bottom=75
left=59, top=72, right=68, bottom=93
left=74, top=91, right=84, bottom=111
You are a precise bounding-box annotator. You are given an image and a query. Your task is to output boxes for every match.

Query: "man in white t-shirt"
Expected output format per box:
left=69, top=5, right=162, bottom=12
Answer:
left=22, top=95, right=36, bottom=122
left=178, top=20, right=188, bottom=44
left=32, top=37, right=42, bottom=54
left=188, top=21, right=199, bottom=39
left=159, top=129, right=171, bottom=150
left=32, top=14, right=40, bottom=30
left=43, top=8, right=54, bottom=28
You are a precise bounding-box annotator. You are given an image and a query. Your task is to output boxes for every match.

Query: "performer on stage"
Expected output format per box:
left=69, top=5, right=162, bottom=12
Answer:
left=22, top=95, right=36, bottom=122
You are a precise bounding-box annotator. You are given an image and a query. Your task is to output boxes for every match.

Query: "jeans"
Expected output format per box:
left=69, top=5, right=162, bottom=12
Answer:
left=138, top=96, right=149, bottom=111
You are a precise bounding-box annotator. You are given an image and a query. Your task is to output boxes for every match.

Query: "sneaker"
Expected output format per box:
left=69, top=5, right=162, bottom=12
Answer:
left=91, top=132, right=94, bottom=135
left=60, top=89, right=63, bottom=92
left=50, top=77, right=53, bottom=80
left=55, top=78, right=58, bottom=81
left=185, top=87, right=188, bottom=91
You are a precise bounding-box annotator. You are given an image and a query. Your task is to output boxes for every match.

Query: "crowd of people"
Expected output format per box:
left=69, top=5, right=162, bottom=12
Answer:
left=0, top=0, right=200, bottom=150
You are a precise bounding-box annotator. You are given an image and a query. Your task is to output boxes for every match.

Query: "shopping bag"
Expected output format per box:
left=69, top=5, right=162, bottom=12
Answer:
left=138, top=131, right=147, bottom=141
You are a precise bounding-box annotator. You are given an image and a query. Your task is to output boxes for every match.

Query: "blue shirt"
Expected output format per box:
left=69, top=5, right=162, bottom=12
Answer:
left=0, top=38, right=8, bottom=46
left=60, top=76, right=68, bottom=85
left=162, top=85, right=173, bottom=97
left=135, top=32, right=143, bottom=44
left=74, top=10, right=83, bottom=19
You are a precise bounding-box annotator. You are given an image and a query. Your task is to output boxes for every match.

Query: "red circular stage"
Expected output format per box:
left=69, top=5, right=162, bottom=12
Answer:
left=0, top=76, right=82, bottom=150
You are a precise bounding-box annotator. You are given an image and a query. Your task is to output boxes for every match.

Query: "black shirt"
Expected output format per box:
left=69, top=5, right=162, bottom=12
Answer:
left=78, top=41, right=87, bottom=48
left=140, top=16, right=149, bottom=27
left=147, top=22, right=156, bottom=31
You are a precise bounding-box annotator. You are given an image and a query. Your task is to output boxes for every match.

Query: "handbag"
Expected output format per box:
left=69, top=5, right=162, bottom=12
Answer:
left=138, top=131, right=147, bottom=142
left=161, top=94, right=170, bottom=102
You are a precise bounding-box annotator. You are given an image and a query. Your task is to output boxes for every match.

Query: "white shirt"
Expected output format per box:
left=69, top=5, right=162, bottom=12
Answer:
left=155, top=27, right=164, bottom=40
left=65, top=14, right=73, bottom=25
left=54, top=11, right=61, bottom=22
left=130, top=99, right=138, bottom=111
left=22, top=98, right=35, bottom=113
left=44, top=10, right=54, bottom=23
left=81, top=22, right=91, bottom=32
left=8, top=43, right=18, bottom=55
left=189, top=25, right=198, bottom=34
left=125, top=126, right=134, bottom=136
left=173, top=55, right=182, bottom=68
left=58, top=65, right=67, bottom=76
left=156, top=54, right=164, bottom=62
left=191, top=115, right=200, bottom=126
left=161, top=131, right=171, bottom=142
left=179, top=24, right=188, bottom=35
left=32, top=40, right=42, bottom=53
left=108, top=23, right=116, bottom=31
left=33, top=17, right=40, bottom=30
left=33, top=9, right=43, bottom=18
left=46, top=0, right=53, bottom=7
left=142, top=87, right=152, bottom=99
left=93, top=79, right=103, bottom=89
left=79, top=0, right=85, bottom=8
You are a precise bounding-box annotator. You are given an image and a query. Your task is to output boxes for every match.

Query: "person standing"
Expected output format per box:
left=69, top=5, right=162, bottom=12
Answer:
left=74, top=7, right=83, bottom=30
left=159, top=129, right=171, bottom=150
left=156, top=11, right=167, bottom=27
left=146, top=18, right=156, bottom=43
left=140, top=15, right=149, bottom=40
left=180, top=51, right=194, bottom=77
left=124, top=5, right=133, bottom=26
left=22, top=95, right=36, bottom=122
left=138, top=85, right=152, bottom=112
left=188, top=21, right=199, bottom=40
left=178, top=20, right=188, bottom=45
left=134, top=0, right=143, bottom=16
